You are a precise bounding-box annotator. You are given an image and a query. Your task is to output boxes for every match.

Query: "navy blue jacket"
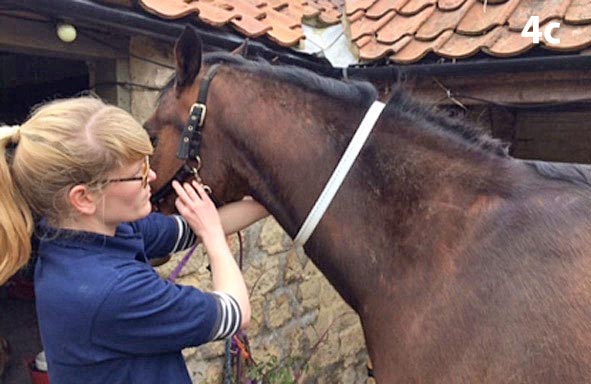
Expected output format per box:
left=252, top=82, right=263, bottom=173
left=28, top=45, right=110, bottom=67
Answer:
left=34, top=213, right=240, bottom=384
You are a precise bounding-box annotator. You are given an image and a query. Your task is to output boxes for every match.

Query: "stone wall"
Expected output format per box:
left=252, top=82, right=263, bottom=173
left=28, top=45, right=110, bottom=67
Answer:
left=129, top=36, right=369, bottom=383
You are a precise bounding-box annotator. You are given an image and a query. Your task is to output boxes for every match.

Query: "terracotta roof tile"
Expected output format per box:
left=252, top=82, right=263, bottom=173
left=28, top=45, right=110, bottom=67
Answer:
left=400, top=0, right=436, bottom=16
left=542, top=20, right=591, bottom=50
left=438, top=0, right=468, bottom=12
left=507, top=0, right=571, bottom=30
left=390, top=29, right=453, bottom=63
left=438, top=25, right=503, bottom=57
left=345, top=0, right=378, bottom=15
left=350, top=9, right=396, bottom=40
left=415, top=0, right=475, bottom=40
left=348, top=9, right=365, bottom=22
left=565, top=0, right=591, bottom=24
left=231, top=15, right=273, bottom=37
left=483, top=27, right=532, bottom=56
left=376, top=6, right=435, bottom=44
left=347, top=0, right=591, bottom=63
left=141, top=0, right=238, bottom=25
left=457, top=0, right=520, bottom=35
left=139, top=0, right=341, bottom=47
left=358, top=34, right=412, bottom=60
left=138, top=0, right=591, bottom=64
left=366, top=0, right=409, bottom=18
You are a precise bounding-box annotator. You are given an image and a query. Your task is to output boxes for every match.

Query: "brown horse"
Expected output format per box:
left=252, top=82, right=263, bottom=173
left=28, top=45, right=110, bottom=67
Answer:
left=144, top=27, right=591, bottom=383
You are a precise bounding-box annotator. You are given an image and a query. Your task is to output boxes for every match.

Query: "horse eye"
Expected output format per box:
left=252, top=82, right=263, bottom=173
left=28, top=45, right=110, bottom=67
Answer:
left=150, top=136, right=159, bottom=148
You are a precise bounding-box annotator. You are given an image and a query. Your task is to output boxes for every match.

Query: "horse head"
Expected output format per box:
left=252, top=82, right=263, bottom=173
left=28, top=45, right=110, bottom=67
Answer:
left=144, top=27, right=250, bottom=213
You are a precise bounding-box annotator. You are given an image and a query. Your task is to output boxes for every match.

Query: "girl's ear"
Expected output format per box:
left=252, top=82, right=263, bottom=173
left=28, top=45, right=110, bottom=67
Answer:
left=68, top=185, right=98, bottom=216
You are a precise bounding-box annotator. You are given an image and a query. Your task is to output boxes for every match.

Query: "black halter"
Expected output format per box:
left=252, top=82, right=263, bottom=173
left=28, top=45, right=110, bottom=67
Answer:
left=150, top=64, right=222, bottom=209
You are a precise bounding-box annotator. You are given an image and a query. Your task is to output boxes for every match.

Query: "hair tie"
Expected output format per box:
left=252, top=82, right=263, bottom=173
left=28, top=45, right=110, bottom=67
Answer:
left=5, top=125, right=20, bottom=144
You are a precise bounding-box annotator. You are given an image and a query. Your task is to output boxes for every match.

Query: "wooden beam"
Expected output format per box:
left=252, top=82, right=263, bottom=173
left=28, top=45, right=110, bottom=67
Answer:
left=0, top=15, right=128, bottom=60
left=405, top=70, right=591, bottom=106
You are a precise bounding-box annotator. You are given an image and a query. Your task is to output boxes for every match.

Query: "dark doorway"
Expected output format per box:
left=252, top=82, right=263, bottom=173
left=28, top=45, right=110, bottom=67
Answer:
left=0, top=51, right=89, bottom=124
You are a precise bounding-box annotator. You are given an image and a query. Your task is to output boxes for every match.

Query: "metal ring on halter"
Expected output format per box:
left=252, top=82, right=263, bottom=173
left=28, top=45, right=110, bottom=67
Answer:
left=194, top=155, right=202, bottom=171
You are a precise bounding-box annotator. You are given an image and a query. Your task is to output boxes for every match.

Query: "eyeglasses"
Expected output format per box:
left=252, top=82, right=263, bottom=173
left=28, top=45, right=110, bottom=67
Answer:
left=105, top=156, right=150, bottom=188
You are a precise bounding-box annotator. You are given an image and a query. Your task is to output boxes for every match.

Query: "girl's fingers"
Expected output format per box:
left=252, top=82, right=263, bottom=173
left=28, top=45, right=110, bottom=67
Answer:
left=173, top=180, right=202, bottom=207
left=183, top=182, right=203, bottom=203
left=172, top=180, right=190, bottom=202
left=192, top=180, right=210, bottom=202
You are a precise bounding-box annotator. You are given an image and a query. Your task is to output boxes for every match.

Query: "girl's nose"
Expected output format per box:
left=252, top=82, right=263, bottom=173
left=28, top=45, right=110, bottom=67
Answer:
left=148, top=169, right=157, bottom=182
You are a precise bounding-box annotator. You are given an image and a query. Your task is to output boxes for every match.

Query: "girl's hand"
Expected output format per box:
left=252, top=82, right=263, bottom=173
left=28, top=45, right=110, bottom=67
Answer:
left=172, top=180, right=223, bottom=240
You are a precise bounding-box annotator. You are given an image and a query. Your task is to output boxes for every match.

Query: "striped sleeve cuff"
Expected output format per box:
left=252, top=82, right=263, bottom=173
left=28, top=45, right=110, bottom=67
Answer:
left=170, top=215, right=198, bottom=253
left=209, top=292, right=242, bottom=341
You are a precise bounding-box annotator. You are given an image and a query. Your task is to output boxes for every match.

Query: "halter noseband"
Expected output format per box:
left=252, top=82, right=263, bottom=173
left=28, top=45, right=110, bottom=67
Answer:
left=151, top=64, right=222, bottom=210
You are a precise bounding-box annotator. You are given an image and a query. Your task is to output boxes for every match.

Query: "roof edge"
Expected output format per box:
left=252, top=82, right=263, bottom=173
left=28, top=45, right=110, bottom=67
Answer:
left=4, top=0, right=591, bottom=82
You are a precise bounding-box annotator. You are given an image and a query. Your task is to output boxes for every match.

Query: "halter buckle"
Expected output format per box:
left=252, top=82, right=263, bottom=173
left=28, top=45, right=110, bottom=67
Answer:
left=190, top=103, right=207, bottom=127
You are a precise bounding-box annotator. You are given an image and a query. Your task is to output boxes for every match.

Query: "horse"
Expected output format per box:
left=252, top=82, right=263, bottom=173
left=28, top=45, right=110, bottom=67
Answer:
left=144, top=26, right=591, bottom=383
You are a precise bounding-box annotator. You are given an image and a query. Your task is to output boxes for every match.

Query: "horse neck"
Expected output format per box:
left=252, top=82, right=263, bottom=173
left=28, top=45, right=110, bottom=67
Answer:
left=208, top=69, right=514, bottom=313
left=209, top=70, right=371, bottom=236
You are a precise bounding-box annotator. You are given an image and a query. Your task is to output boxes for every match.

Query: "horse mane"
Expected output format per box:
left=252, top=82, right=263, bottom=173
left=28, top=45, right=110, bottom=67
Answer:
left=382, top=89, right=510, bottom=157
left=203, top=52, right=378, bottom=108
left=523, top=160, right=591, bottom=188
left=159, top=52, right=510, bottom=157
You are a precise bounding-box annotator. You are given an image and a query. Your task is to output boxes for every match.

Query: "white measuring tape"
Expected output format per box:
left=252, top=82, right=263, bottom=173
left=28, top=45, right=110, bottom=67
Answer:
left=293, top=101, right=386, bottom=247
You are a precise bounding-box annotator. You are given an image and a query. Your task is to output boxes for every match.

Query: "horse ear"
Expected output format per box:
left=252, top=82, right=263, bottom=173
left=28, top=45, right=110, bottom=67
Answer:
left=174, top=26, right=203, bottom=90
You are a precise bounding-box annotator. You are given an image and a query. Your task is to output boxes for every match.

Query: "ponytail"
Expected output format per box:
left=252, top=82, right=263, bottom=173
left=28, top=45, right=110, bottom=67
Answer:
left=0, top=126, right=33, bottom=285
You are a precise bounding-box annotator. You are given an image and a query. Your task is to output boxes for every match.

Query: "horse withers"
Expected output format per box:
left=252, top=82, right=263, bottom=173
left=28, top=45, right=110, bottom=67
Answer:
left=144, top=26, right=591, bottom=383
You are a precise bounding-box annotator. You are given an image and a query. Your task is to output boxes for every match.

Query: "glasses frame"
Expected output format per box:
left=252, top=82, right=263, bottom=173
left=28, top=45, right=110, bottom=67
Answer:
left=105, top=156, right=150, bottom=188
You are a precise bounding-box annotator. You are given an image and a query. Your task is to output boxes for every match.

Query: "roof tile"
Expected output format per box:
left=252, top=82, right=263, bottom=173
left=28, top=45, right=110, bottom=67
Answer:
left=260, top=10, right=305, bottom=45
left=141, top=0, right=238, bottom=25
left=224, top=0, right=267, bottom=21
left=507, top=0, right=571, bottom=30
left=415, top=0, right=476, bottom=40
left=139, top=0, right=591, bottom=64
left=348, top=0, right=591, bottom=63
left=438, top=25, right=503, bottom=57
left=345, top=0, right=378, bottom=15
left=457, top=0, right=520, bottom=35
left=376, top=5, right=435, bottom=44
left=366, top=0, right=409, bottom=18
left=438, top=0, right=468, bottom=12
left=350, top=9, right=396, bottom=40
left=483, top=27, right=532, bottom=56
left=348, top=9, right=365, bottom=22
left=565, top=0, right=591, bottom=24
left=400, top=0, right=436, bottom=16
left=542, top=20, right=591, bottom=50
left=318, top=7, right=342, bottom=24
left=140, top=0, right=339, bottom=47
left=231, top=14, right=273, bottom=36
left=358, top=34, right=412, bottom=60
left=390, top=30, right=453, bottom=63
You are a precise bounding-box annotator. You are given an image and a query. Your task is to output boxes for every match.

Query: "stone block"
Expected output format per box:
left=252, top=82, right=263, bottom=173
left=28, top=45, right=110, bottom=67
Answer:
left=302, top=259, right=321, bottom=280
left=338, top=325, right=366, bottom=357
left=245, top=260, right=282, bottom=296
left=265, top=293, right=292, bottom=328
left=285, top=250, right=305, bottom=283
left=318, top=279, right=343, bottom=308
left=247, top=296, right=266, bottom=335
left=259, top=218, right=289, bottom=255
left=299, top=278, right=321, bottom=311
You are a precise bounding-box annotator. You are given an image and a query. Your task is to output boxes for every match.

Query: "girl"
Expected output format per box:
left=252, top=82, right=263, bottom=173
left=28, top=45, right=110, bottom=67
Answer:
left=0, top=96, right=267, bottom=383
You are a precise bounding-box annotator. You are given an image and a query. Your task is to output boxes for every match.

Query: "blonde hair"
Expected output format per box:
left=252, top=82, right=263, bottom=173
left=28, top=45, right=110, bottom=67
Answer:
left=0, top=96, right=153, bottom=284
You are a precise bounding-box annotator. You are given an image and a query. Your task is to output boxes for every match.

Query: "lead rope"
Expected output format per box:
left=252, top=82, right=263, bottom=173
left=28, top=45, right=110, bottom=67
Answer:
left=166, top=231, right=252, bottom=383
left=224, top=232, right=257, bottom=383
